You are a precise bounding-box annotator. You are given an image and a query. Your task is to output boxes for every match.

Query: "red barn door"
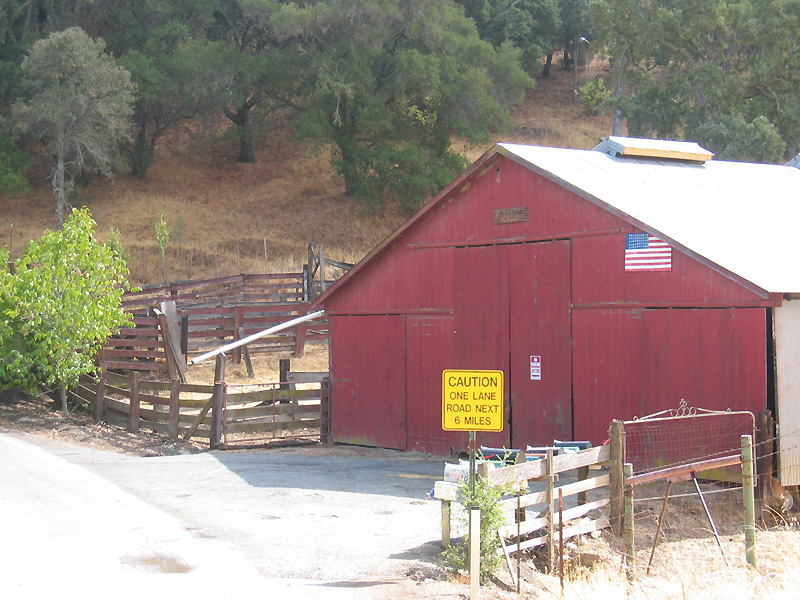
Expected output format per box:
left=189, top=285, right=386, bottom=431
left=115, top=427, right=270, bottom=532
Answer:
left=508, top=241, right=572, bottom=447
left=330, top=315, right=407, bottom=449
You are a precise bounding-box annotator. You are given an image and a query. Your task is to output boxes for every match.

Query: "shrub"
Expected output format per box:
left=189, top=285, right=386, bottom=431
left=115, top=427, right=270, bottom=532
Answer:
left=579, top=77, right=611, bottom=116
left=443, top=473, right=510, bottom=583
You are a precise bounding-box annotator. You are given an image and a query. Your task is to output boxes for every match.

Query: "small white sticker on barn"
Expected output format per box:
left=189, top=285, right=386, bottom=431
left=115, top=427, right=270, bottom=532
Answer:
left=530, top=355, right=542, bottom=381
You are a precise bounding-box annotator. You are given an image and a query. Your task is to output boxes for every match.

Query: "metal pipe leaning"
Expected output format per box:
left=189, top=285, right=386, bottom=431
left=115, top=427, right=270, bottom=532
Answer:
left=190, top=309, right=326, bottom=365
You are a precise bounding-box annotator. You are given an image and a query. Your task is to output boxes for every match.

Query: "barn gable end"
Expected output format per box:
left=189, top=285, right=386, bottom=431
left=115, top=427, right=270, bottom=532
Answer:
left=318, top=143, right=778, bottom=456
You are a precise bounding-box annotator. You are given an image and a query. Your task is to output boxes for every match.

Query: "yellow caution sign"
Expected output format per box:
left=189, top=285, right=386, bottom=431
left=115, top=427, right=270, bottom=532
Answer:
left=442, top=370, right=504, bottom=432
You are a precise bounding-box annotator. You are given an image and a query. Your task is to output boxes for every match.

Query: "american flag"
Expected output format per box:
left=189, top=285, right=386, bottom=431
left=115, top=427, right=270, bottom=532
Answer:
left=625, top=233, right=672, bottom=271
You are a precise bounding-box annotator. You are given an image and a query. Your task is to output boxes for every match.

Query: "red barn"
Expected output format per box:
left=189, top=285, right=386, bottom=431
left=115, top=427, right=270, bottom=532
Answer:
left=314, top=138, right=800, bottom=470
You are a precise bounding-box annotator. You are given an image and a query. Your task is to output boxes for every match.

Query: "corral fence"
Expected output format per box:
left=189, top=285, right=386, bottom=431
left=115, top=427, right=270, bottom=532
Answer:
left=73, top=357, right=330, bottom=449
left=436, top=444, right=613, bottom=587
left=304, top=243, right=353, bottom=302
left=102, top=272, right=333, bottom=382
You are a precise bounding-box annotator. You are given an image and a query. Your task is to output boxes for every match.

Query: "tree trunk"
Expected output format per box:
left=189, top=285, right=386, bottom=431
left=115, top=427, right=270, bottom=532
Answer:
left=331, top=97, right=359, bottom=196
left=131, top=113, right=151, bottom=179
left=542, top=52, right=553, bottom=77
left=613, top=54, right=625, bottom=136
left=130, top=106, right=158, bottom=179
left=59, top=384, right=68, bottom=417
left=54, top=154, right=67, bottom=230
left=225, top=103, right=257, bottom=164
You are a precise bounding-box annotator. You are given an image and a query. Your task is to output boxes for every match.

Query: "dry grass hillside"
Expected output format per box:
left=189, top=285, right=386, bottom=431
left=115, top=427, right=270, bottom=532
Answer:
left=1, top=62, right=612, bottom=286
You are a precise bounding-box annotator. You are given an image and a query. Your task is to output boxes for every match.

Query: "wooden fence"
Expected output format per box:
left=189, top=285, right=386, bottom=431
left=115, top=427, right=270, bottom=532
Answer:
left=122, top=272, right=305, bottom=313
left=73, top=367, right=330, bottom=448
left=305, top=243, right=353, bottom=302
left=102, top=271, right=331, bottom=379
left=488, top=445, right=614, bottom=575
left=436, top=445, right=614, bottom=580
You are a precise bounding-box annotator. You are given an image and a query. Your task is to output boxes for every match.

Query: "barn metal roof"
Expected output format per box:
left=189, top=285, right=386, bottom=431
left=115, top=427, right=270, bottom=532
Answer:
left=499, top=142, right=800, bottom=295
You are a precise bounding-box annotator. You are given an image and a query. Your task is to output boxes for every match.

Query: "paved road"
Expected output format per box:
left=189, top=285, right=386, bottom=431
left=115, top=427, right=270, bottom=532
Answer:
left=0, top=427, right=451, bottom=599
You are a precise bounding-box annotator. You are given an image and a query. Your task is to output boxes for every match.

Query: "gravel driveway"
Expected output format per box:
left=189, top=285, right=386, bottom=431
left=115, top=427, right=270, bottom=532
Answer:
left=1, top=427, right=471, bottom=599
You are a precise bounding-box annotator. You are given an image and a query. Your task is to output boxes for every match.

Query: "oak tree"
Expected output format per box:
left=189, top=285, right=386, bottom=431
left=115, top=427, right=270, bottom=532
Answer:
left=12, top=27, right=135, bottom=229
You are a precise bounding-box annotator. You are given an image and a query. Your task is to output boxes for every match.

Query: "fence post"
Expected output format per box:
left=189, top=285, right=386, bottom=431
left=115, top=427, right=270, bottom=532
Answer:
left=233, top=305, right=244, bottom=364
left=129, top=372, right=140, bottom=434
left=295, top=303, right=309, bottom=358
left=742, top=434, right=757, bottom=569
left=180, top=310, right=189, bottom=359
left=609, top=420, right=627, bottom=535
left=168, top=378, right=181, bottom=439
left=624, top=462, right=635, bottom=582
left=210, top=354, right=226, bottom=449
left=757, top=410, right=774, bottom=494
left=320, top=378, right=331, bottom=444
left=546, top=447, right=556, bottom=573
left=319, top=245, right=326, bottom=293
left=94, top=351, right=106, bottom=422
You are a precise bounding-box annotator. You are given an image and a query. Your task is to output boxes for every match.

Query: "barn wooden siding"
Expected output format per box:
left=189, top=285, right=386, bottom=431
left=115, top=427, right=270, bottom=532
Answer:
left=322, top=154, right=772, bottom=456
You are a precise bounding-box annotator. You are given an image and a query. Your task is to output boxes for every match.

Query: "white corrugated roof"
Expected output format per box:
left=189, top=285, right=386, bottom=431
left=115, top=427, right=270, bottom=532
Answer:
left=498, top=142, right=800, bottom=294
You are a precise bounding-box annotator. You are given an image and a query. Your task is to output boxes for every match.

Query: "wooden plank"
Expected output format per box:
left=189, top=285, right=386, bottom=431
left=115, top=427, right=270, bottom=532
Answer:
left=497, top=474, right=610, bottom=513
left=226, top=388, right=321, bottom=404
left=609, top=420, right=626, bottom=535
left=498, top=499, right=610, bottom=539
left=129, top=372, right=140, bottom=434
left=104, top=361, right=167, bottom=372
left=211, top=355, right=226, bottom=449
left=106, top=339, right=164, bottom=349
left=226, top=405, right=321, bottom=420
left=225, top=419, right=321, bottom=434
left=287, top=372, right=330, bottom=383
left=295, top=303, right=308, bottom=358
left=238, top=327, right=254, bottom=378
left=183, top=398, right=214, bottom=441
left=168, top=378, right=181, bottom=438
left=503, top=516, right=611, bottom=556
left=102, top=348, right=165, bottom=359
left=161, top=300, right=187, bottom=381
left=94, top=361, right=106, bottom=421
left=551, top=446, right=612, bottom=474
left=626, top=454, right=742, bottom=486
left=557, top=474, right=611, bottom=500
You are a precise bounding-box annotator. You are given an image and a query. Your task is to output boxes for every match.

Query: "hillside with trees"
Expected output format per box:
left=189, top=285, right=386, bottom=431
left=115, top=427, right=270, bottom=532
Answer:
left=2, top=0, right=799, bottom=288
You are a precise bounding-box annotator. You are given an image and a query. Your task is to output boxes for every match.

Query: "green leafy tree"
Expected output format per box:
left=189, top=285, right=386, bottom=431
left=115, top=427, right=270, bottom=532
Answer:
left=207, top=0, right=301, bottom=163
left=0, top=133, right=30, bottom=194
left=0, top=208, right=134, bottom=401
left=747, top=0, right=800, bottom=156
left=95, top=0, right=222, bottom=178
left=691, top=115, right=785, bottom=163
left=12, top=27, right=136, bottom=229
left=591, top=0, right=798, bottom=159
left=274, top=0, right=533, bottom=208
left=456, top=0, right=561, bottom=69
left=155, top=210, right=170, bottom=284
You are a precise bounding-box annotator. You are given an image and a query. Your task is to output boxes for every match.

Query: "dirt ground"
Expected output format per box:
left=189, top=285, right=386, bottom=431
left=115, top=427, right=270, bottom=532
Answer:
left=3, top=353, right=800, bottom=599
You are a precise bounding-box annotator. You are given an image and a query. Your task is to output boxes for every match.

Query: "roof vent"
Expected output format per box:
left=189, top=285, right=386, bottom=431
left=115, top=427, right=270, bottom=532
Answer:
left=593, top=136, right=714, bottom=163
